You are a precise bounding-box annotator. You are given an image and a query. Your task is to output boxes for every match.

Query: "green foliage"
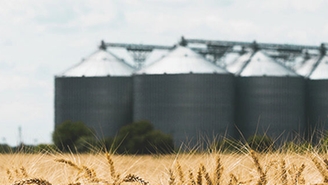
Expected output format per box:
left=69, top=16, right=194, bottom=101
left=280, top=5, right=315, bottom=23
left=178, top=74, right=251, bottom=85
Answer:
left=281, top=141, right=312, bottom=153
left=247, top=135, right=274, bottom=153
left=52, top=121, right=95, bottom=153
left=211, top=138, right=241, bottom=153
left=0, top=144, right=11, bottom=153
left=75, top=136, right=99, bottom=153
left=34, top=144, right=57, bottom=153
left=114, top=120, right=174, bottom=154
left=317, top=132, right=328, bottom=153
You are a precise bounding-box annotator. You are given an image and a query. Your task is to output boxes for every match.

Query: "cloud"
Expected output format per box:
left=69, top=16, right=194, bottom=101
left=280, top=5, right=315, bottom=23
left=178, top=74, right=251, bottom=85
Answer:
left=286, top=30, right=309, bottom=44
left=289, top=0, right=325, bottom=12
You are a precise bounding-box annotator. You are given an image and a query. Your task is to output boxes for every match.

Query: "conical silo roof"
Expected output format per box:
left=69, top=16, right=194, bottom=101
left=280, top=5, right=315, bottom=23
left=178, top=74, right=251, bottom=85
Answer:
left=239, top=51, right=298, bottom=77
left=226, top=52, right=253, bottom=74
left=108, top=48, right=169, bottom=68
left=216, top=52, right=240, bottom=68
left=58, top=49, right=134, bottom=77
left=135, top=46, right=228, bottom=74
left=309, top=55, right=328, bottom=79
left=294, top=56, right=320, bottom=77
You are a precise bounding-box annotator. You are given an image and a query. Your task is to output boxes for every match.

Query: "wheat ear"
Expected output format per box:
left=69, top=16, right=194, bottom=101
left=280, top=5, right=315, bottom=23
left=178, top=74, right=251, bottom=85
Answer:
left=281, top=160, right=288, bottom=185
left=294, top=164, right=305, bottom=185
left=106, top=153, right=121, bottom=182
left=176, top=161, right=185, bottom=185
left=201, top=164, right=213, bottom=185
left=214, top=155, right=223, bottom=185
left=196, top=164, right=202, bottom=185
left=311, top=154, right=328, bottom=183
left=168, top=168, right=176, bottom=185
left=188, top=169, right=196, bottom=185
left=54, top=159, right=82, bottom=171
left=20, top=167, right=28, bottom=178
left=123, top=174, right=149, bottom=185
left=6, top=169, right=13, bottom=182
left=12, top=178, right=52, bottom=185
left=250, top=150, right=267, bottom=185
left=228, top=174, right=238, bottom=185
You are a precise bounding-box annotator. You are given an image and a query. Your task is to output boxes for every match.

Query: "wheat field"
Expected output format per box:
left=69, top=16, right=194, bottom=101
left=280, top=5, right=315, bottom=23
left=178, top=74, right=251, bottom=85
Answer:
left=1, top=149, right=328, bottom=185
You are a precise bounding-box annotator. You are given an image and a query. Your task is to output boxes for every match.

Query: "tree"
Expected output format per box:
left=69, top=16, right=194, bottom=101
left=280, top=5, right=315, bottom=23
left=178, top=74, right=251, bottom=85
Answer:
left=0, top=144, right=11, bottom=153
left=52, top=121, right=95, bottom=152
left=114, top=120, right=174, bottom=154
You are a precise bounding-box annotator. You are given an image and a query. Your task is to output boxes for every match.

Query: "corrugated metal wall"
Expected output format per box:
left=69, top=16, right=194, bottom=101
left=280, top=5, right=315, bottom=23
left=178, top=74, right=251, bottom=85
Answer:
left=307, top=79, right=328, bottom=141
left=133, top=73, right=235, bottom=147
left=235, top=76, right=306, bottom=142
left=55, top=76, right=133, bottom=138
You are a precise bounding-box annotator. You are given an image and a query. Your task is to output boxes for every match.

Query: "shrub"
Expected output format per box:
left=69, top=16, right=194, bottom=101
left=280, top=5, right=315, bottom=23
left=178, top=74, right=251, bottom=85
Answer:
left=281, top=141, right=312, bottom=153
left=34, top=144, right=58, bottom=153
left=247, top=135, right=274, bottom=152
left=75, top=136, right=100, bottom=153
left=114, top=120, right=174, bottom=154
left=212, top=138, right=241, bottom=153
left=317, top=132, right=328, bottom=153
left=0, top=144, right=11, bottom=153
left=52, top=121, right=95, bottom=153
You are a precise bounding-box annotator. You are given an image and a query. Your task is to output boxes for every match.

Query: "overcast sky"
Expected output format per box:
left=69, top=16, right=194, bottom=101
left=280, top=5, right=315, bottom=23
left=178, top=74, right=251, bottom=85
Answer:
left=1, top=0, right=328, bottom=146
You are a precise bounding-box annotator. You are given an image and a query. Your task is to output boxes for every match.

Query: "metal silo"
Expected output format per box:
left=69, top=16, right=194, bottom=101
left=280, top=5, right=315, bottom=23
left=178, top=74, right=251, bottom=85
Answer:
left=55, top=49, right=134, bottom=139
left=307, top=55, right=328, bottom=141
left=133, top=46, right=235, bottom=147
left=235, top=51, right=306, bottom=143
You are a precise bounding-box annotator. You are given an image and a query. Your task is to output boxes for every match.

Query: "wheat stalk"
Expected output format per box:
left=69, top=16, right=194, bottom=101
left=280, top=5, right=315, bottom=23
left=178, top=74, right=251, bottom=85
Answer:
left=311, top=154, right=328, bottom=183
left=123, top=174, right=149, bottom=185
left=188, top=169, right=196, bottom=185
left=214, top=155, right=223, bottom=185
left=20, top=167, right=28, bottom=178
left=106, top=152, right=121, bottom=183
left=280, top=160, right=288, bottom=185
left=250, top=150, right=267, bottom=185
left=228, top=173, right=238, bottom=185
left=196, top=165, right=202, bottom=185
left=201, top=164, right=213, bottom=185
left=7, top=169, right=13, bottom=182
left=176, top=161, right=185, bottom=185
left=294, top=164, right=305, bottom=185
left=12, top=178, right=52, bottom=185
left=54, top=159, right=82, bottom=171
left=168, top=168, right=176, bottom=185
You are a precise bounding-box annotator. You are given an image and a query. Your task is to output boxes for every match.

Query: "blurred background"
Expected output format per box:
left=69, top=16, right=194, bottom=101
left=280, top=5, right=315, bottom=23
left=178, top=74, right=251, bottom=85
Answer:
left=1, top=0, right=328, bottom=146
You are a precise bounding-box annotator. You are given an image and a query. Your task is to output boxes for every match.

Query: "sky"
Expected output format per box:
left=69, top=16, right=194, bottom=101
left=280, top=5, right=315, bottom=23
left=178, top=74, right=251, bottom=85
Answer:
left=1, top=0, right=328, bottom=146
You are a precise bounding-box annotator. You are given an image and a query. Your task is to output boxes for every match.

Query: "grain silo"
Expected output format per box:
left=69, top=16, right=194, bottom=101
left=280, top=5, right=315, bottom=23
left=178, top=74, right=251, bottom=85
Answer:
left=307, top=55, right=328, bottom=141
left=55, top=49, right=134, bottom=139
left=235, top=51, right=306, bottom=143
left=133, top=46, right=235, bottom=147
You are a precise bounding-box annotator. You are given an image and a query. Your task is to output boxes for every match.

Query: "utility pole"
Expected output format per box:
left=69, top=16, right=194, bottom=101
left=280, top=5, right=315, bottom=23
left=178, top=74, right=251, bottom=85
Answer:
left=18, top=126, right=22, bottom=145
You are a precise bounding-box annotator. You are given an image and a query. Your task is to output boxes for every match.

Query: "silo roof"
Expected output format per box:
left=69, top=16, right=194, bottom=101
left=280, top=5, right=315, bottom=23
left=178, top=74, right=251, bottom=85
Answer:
left=58, top=50, right=134, bottom=77
left=216, top=52, right=240, bottom=67
left=310, top=55, right=328, bottom=79
left=294, top=56, right=320, bottom=77
left=108, top=48, right=169, bottom=68
left=135, top=46, right=228, bottom=74
left=226, top=52, right=253, bottom=74
left=240, top=51, right=298, bottom=77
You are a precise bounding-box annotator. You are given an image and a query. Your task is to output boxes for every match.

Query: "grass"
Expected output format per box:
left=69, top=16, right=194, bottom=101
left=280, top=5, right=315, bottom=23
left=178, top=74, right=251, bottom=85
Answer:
left=2, top=149, right=328, bottom=184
